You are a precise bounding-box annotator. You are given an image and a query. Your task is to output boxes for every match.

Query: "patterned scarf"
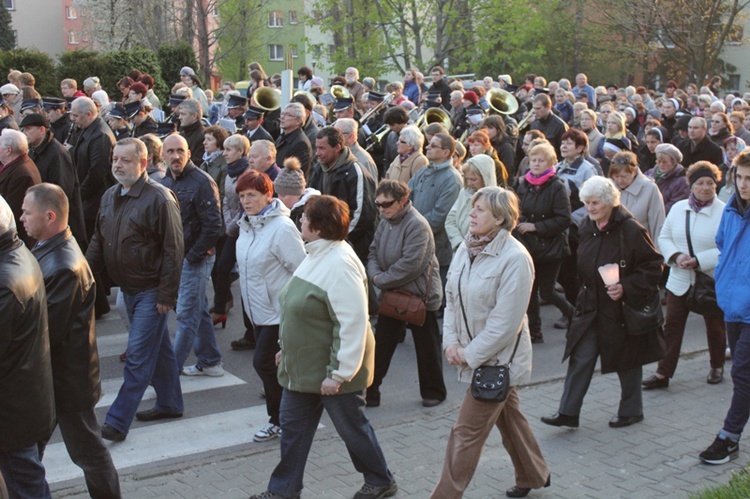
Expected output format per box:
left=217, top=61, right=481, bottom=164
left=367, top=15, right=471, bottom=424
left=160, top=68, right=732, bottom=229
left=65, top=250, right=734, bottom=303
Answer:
left=464, top=228, right=500, bottom=259
left=688, top=192, right=714, bottom=213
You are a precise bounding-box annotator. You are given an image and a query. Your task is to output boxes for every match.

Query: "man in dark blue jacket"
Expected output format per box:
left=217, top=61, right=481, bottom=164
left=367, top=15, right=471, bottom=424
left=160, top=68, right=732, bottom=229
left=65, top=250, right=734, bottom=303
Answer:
left=160, top=134, right=223, bottom=377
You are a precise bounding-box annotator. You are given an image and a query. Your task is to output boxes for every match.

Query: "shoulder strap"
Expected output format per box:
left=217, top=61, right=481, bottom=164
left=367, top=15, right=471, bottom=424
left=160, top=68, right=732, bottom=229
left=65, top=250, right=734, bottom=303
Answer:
left=685, top=211, right=696, bottom=258
left=423, top=258, right=434, bottom=302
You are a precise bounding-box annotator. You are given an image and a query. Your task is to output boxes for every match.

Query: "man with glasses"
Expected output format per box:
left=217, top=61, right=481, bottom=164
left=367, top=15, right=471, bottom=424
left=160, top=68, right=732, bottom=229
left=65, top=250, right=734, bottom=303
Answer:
left=275, top=103, right=313, bottom=177
left=408, top=133, right=462, bottom=305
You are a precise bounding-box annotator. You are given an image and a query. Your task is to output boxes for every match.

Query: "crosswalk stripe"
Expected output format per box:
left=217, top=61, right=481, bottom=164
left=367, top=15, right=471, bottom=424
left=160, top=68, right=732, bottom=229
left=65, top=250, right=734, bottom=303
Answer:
left=96, top=372, right=247, bottom=408
left=44, top=406, right=272, bottom=484
left=95, top=332, right=129, bottom=358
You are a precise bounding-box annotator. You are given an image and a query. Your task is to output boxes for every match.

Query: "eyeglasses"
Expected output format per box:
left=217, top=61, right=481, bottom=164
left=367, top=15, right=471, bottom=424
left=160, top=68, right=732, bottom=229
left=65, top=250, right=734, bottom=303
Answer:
left=374, top=199, right=397, bottom=209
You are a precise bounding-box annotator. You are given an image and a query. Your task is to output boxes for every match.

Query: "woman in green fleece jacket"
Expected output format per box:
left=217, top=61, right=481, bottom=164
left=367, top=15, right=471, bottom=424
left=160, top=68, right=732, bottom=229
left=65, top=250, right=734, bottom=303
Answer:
left=250, top=195, right=397, bottom=499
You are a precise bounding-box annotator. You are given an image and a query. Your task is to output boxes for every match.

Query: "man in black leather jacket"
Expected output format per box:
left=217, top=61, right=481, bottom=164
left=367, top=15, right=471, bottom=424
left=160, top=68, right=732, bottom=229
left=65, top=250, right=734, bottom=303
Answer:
left=0, top=195, right=55, bottom=498
left=22, top=183, right=121, bottom=497
left=86, top=137, right=185, bottom=441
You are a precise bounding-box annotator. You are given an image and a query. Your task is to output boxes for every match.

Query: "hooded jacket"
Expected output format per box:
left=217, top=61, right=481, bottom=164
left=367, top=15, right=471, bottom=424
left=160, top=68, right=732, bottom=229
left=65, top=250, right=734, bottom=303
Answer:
left=236, top=199, right=306, bottom=326
left=445, top=154, right=496, bottom=250
left=715, top=193, right=750, bottom=323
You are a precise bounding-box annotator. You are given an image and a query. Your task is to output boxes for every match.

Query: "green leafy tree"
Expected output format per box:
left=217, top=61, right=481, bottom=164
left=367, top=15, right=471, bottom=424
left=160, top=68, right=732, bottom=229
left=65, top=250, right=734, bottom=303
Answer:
left=0, top=49, right=56, bottom=95
left=158, top=42, right=199, bottom=90
left=215, top=0, right=266, bottom=81
left=0, top=4, right=15, bottom=51
left=102, top=47, right=168, bottom=98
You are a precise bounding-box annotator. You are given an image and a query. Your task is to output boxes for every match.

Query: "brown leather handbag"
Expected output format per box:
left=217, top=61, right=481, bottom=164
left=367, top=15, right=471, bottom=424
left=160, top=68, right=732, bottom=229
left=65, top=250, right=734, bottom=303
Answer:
left=376, top=260, right=434, bottom=327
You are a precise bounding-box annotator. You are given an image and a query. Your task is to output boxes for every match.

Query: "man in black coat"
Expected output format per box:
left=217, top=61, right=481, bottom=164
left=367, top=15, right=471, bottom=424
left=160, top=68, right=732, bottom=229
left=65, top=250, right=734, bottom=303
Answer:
left=275, top=102, right=312, bottom=177
left=21, top=184, right=121, bottom=498
left=42, top=96, right=75, bottom=146
left=679, top=117, right=723, bottom=168
left=429, top=66, right=453, bottom=111
left=20, top=113, right=87, bottom=249
left=530, top=94, right=569, bottom=158
left=130, top=101, right=158, bottom=137
left=0, top=195, right=55, bottom=499
left=178, top=98, right=205, bottom=161
left=243, top=105, right=273, bottom=142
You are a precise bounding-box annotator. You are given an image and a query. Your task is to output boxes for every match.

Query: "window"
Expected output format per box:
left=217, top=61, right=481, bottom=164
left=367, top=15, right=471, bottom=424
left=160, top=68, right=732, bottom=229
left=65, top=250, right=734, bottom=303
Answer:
left=82, top=31, right=90, bottom=42
left=291, top=45, right=298, bottom=58
left=728, top=74, right=741, bottom=92
left=289, top=10, right=298, bottom=24
left=269, top=44, right=284, bottom=61
left=65, top=6, right=77, bottom=19
left=4, top=0, right=14, bottom=10
left=211, top=4, right=219, bottom=16
left=268, top=11, right=283, bottom=28
left=68, top=31, right=79, bottom=45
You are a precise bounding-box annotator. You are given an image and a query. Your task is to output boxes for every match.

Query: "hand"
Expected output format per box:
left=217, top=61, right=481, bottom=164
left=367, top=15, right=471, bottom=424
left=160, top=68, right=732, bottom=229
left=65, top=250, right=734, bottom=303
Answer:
left=675, top=253, right=697, bottom=270
left=275, top=351, right=282, bottom=367
left=606, top=283, right=624, bottom=301
left=445, top=344, right=466, bottom=365
left=320, top=377, right=341, bottom=396
left=517, top=222, right=537, bottom=234
left=156, top=303, right=172, bottom=314
left=682, top=256, right=698, bottom=269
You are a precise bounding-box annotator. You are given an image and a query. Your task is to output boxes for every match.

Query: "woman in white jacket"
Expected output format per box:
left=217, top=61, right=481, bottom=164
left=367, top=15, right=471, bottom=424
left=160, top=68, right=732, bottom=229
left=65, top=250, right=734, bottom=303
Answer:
left=644, top=161, right=727, bottom=389
left=432, top=187, right=550, bottom=499
left=444, top=154, right=497, bottom=251
left=235, top=170, right=306, bottom=443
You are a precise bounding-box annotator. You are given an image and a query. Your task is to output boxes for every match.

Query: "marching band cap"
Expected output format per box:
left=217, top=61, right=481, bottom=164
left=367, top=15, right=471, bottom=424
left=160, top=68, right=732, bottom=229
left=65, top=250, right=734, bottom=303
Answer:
left=64, top=96, right=77, bottom=105
left=169, top=94, right=187, bottom=107
left=226, top=94, right=247, bottom=109
left=108, top=103, right=128, bottom=120
left=0, top=84, right=19, bottom=95
left=19, top=113, right=48, bottom=128
left=20, top=98, right=42, bottom=111
left=367, top=91, right=385, bottom=102
left=124, top=101, right=143, bottom=119
left=333, top=97, right=353, bottom=112
left=243, top=105, right=265, bottom=120
left=42, top=97, right=66, bottom=110
left=156, top=121, right=177, bottom=137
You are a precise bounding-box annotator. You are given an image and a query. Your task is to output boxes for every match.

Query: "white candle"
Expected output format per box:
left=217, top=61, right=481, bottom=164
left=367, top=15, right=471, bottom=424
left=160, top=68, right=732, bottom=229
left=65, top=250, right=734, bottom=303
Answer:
left=598, top=263, right=620, bottom=286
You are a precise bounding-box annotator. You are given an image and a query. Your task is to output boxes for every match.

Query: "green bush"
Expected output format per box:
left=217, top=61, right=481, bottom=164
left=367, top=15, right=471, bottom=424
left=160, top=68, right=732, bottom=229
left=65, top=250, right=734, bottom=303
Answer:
left=691, top=467, right=750, bottom=499
left=57, top=50, right=108, bottom=90
left=157, top=42, right=199, bottom=91
left=0, top=48, right=57, bottom=95
left=101, top=47, right=168, bottom=100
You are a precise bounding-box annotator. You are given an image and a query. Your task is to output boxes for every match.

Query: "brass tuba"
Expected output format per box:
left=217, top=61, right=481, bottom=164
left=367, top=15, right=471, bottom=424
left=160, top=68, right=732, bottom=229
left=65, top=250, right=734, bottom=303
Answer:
left=253, top=87, right=281, bottom=112
left=331, top=85, right=351, bottom=100
left=487, top=88, right=519, bottom=115
left=293, top=90, right=317, bottom=109
left=415, top=107, right=452, bottom=131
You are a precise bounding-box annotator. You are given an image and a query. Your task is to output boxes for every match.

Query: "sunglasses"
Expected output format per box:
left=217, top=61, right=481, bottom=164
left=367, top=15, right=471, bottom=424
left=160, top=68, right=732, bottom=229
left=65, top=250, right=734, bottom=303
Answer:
left=374, top=199, right=397, bottom=209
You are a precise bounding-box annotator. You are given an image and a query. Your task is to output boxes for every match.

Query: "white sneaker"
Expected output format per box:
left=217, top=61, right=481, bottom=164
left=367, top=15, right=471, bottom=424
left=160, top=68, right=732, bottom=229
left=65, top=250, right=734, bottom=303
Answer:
left=253, top=423, right=282, bottom=442
left=182, top=364, right=224, bottom=377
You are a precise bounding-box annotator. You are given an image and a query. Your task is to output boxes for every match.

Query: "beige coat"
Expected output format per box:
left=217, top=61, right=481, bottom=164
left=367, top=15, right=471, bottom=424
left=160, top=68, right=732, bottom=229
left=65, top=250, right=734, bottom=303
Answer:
left=619, top=169, right=665, bottom=242
left=443, top=229, right=534, bottom=386
left=385, top=152, right=428, bottom=183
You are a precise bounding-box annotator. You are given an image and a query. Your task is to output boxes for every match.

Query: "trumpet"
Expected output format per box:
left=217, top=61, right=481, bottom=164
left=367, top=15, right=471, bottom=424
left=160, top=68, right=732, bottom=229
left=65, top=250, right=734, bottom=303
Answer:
left=516, top=109, right=536, bottom=132
left=365, top=124, right=389, bottom=151
left=360, top=93, right=394, bottom=124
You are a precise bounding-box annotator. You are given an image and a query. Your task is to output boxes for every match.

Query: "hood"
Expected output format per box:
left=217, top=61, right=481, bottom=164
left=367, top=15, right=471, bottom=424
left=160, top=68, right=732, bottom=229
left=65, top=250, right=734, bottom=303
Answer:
left=292, top=187, right=322, bottom=211
left=322, top=146, right=358, bottom=173
left=238, top=198, right=291, bottom=230
left=466, top=154, right=497, bottom=189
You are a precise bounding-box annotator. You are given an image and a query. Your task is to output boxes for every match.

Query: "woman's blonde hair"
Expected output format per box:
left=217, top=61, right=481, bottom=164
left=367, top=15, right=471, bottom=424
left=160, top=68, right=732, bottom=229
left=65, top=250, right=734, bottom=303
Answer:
left=472, top=186, right=520, bottom=231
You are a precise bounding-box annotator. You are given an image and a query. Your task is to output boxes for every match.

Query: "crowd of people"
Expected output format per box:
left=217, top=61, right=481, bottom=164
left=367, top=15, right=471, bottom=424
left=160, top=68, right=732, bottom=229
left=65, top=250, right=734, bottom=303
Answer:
left=0, top=61, right=749, bottom=499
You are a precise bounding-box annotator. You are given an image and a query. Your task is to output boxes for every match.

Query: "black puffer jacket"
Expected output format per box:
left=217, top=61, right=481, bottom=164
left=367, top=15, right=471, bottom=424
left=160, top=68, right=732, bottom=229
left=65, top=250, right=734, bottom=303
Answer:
left=0, top=229, right=55, bottom=451
left=33, top=228, right=101, bottom=413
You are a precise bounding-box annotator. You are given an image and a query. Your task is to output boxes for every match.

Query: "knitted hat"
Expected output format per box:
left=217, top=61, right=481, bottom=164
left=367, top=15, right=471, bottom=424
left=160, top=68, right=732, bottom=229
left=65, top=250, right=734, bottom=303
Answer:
left=274, top=158, right=306, bottom=196
left=463, top=91, right=478, bottom=105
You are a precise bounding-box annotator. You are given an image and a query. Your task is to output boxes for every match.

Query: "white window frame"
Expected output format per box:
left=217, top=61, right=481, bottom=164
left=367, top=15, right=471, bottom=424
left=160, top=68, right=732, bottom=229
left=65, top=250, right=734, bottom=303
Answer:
left=65, top=5, right=77, bottom=19
left=291, top=46, right=298, bottom=58
left=289, top=10, right=299, bottom=24
left=268, top=11, right=283, bottom=28
left=68, top=31, right=79, bottom=45
left=4, top=0, right=15, bottom=11
left=269, top=44, right=284, bottom=61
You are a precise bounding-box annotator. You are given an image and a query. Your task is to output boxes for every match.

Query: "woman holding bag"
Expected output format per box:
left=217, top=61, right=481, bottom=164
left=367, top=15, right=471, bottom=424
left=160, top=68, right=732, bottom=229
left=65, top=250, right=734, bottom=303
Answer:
left=644, top=161, right=726, bottom=389
left=541, top=176, right=664, bottom=430
left=432, top=186, right=551, bottom=499
left=366, top=179, right=447, bottom=408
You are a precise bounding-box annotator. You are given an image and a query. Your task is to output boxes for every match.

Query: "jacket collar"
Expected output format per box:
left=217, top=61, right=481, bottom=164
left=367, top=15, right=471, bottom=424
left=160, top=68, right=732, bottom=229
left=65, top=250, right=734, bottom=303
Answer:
left=165, top=161, right=196, bottom=180
left=29, top=130, right=54, bottom=158
left=31, top=227, right=71, bottom=259
left=385, top=201, right=413, bottom=225
left=120, top=172, right=149, bottom=197
left=305, top=237, right=341, bottom=256
left=0, top=229, right=21, bottom=255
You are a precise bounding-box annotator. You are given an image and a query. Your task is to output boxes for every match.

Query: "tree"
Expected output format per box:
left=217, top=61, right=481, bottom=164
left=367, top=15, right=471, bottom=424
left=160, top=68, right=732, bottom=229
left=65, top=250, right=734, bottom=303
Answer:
left=0, top=4, right=15, bottom=51
left=214, top=0, right=267, bottom=81
left=158, top=42, right=199, bottom=90
left=594, top=0, right=750, bottom=85
left=0, top=49, right=57, bottom=95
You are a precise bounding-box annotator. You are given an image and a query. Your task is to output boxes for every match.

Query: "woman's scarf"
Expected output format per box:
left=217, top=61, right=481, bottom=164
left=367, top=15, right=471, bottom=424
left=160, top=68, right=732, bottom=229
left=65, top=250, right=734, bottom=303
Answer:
left=202, top=150, right=222, bottom=164
left=227, top=156, right=250, bottom=179
left=464, top=228, right=500, bottom=259
left=524, top=168, right=555, bottom=186
left=688, top=192, right=714, bottom=213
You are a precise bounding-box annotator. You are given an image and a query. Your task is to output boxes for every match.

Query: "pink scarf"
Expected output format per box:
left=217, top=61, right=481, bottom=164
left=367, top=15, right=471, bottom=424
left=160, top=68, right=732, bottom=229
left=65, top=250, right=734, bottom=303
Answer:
left=524, top=168, right=556, bottom=186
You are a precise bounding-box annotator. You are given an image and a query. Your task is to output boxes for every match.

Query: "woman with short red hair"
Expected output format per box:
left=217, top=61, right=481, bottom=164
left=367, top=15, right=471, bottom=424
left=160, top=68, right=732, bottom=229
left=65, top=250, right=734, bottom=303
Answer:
left=467, top=129, right=508, bottom=186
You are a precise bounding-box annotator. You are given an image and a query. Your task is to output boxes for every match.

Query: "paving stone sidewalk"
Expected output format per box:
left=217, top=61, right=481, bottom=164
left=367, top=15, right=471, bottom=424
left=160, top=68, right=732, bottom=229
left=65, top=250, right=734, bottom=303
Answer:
left=53, top=351, right=748, bottom=499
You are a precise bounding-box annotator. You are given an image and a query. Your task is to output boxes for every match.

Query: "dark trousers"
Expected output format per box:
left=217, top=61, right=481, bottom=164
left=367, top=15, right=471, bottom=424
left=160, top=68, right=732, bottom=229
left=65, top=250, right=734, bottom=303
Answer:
left=39, top=409, right=121, bottom=498
left=212, top=234, right=237, bottom=313
left=253, top=325, right=283, bottom=426
left=723, top=322, right=750, bottom=435
left=527, top=260, right=575, bottom=331
left=370, top=311, right=447, bottom=401
left=558, top=234, right=579, bottom=306
left=657, top=290, right=725, bottom=378
left=559, top=324, right=643, bottom=418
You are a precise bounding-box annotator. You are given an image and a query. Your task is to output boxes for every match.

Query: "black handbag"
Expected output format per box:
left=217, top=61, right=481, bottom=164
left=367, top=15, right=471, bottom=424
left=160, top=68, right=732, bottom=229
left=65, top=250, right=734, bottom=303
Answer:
left=619, top=229, right=664, bottom=336
left=458, top=268, right=522, bottom=403
left=684, top=212, right=723, bottom=317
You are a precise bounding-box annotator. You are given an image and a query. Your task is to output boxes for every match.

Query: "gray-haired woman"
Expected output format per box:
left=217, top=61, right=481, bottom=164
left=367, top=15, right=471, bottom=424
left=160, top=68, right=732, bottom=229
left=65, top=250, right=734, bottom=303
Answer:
left=542, top=176, right=664, bottom=429
left=645, top=143, right=690, bottom=215
left=385, top=124, right=428, bottom=183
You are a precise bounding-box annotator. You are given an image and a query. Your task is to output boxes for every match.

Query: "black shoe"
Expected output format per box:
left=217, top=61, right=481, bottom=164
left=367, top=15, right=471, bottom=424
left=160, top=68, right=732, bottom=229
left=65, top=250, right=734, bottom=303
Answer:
left=353, top=481, right=398, bottom=499
left=553, top=314, right=569, bottom=329
left=530, top=330, right=544, bottom=344
left=642, top=374, right=669, bottom=390
left=699, top=435, right=739, bottom=465
left=135, top=408, right=183, bottom=422
left=422, top=398, right=443, bottom=407
left=541, top=413, right=579, bottom=428
left=609, top=414, right=644, bottom=428
left=231, top=337, right=256, bottom=350
left=707, top=367, right=724, bottom=385
left=366, top=389, right=380, bottom=407
left=506, top=475, right=551, bottom=497
left=101, top=423, right=126, bottom=442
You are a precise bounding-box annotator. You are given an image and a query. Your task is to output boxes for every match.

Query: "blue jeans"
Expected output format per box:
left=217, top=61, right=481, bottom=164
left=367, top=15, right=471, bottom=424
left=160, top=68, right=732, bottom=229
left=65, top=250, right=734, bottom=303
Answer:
left=723, top=322, right=750, bottom=435
left=268, top=390, right=393, bottom=498
left=173, top=256, right=222, bottom=369
left=106, top=288, right=183, bottom=434
left=0, top=444, right=50, bottom=499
